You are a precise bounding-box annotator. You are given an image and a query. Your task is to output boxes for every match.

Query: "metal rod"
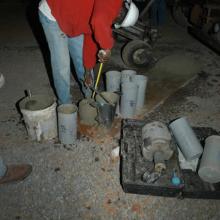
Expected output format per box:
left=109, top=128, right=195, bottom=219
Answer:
left=92, top=63, right=103, bottom=99
left=140, top=0, right=156, bottom=19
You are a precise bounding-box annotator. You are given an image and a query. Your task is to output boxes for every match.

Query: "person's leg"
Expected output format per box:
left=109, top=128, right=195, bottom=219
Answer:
left=68, top=35, right=93, bottom=98
left=150, top=0, right=159, bottom=26
left=39, top=11, right=72, bottom=104
left=158, top=0, right=166, bottom=25
left=0, top=156, right=7, bottom=178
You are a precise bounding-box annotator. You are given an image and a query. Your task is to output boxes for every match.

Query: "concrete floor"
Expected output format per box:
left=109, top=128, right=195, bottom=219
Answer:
left=0, top=1, right=220, bottom=220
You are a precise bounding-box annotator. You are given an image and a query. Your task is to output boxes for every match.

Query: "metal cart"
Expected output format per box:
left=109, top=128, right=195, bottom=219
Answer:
left=113, top=0, right=158, bottom=68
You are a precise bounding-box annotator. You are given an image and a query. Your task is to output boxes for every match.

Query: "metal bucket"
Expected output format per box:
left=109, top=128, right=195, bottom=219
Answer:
left=96, top=103, right=117, bottom=128
left=19, top=95, right=57, bottom=141
left=95, top=92, right=119, bottom=128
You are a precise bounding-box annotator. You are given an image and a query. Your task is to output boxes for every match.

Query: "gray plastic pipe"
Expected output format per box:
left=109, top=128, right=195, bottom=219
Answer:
left=58, top=104, right=78, bottom=145
left=121, top=70, right=136, bottom=84
left=198, top=135, right=220, bottom=183
left=120, top=82, right=138, bottom=118
left=169, top=117, right=203, bottom=161
left=132, top=75, right=148, bottom=110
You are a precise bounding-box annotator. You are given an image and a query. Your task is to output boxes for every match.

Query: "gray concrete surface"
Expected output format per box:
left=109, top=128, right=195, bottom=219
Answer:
left=0, top=1, right=220, bottom=220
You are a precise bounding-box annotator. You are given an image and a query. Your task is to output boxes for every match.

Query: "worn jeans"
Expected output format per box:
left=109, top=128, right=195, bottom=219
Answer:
left=150, top=0, right=166, bottom=26
left=0, top=157, right=7, bottom=178
left=39, top=11, right=92, bottom=104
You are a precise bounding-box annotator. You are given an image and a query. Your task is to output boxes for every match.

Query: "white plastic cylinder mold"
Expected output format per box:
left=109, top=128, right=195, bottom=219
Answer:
left=132, top=74, right=148, bottom=110
left=105, top=70, right=121, bottom=92
left=121, top=70, right=136, bottom=84
left=120, top=82, right=138, bottom=118
left=198, top=135, right=220, bottom=183
left=169, top=117, right=203, bottom=161
left=57, top=104, right=78, bottom=145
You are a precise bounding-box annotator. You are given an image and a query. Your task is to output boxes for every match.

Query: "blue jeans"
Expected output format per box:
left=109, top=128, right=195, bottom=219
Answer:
left=39, top=11, right=92, bottom=104
left=150, top=0, right=166, bottom=26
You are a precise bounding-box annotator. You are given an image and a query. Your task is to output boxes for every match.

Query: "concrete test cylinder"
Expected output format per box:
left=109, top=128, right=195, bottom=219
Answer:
left=106, top=70, right=121, bottom=92
left=19, top=95, right=57, bottom=141
left=169, top=117, right=203, bottom=161
left=132, top=74, right=148, bottom=110
left=120, top=82, right=138, bottom=118
left=57, top=104, right=78, bottom=145
left=121, top=70, right=136, bottom=84
left=198, top=135, right=220, bottom=183
left=78, top=98, right=98, bottom=126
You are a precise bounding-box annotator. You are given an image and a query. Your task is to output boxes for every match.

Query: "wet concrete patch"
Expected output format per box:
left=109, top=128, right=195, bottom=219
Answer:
left=78, top=119, right=121, bottom=144
left=146, top=54, right=202, bottom=112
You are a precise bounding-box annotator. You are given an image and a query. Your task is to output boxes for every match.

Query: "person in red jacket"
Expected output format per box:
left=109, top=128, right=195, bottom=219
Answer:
left=38, top=0, right=123, bottom=104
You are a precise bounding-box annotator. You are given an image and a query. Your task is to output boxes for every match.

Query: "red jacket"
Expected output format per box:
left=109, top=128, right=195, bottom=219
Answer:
left=47, top=0, right=122, bottom=68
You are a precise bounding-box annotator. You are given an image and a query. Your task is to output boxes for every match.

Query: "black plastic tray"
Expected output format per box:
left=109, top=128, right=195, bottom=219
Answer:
left=121, top=119, right=220, bottom=199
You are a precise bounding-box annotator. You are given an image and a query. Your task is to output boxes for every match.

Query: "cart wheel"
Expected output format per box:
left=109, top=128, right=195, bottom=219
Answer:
left=122, top=40, right=154, bottom=68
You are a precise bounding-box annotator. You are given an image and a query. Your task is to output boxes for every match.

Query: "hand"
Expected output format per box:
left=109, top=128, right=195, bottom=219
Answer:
left=84, top=69, right=93, bottom=88
left=98, top=49, right=111, bottom=63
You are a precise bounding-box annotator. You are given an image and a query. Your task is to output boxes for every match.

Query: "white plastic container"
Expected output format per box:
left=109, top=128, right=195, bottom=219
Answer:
left=106, top=70, right=121, bottom=92
left=19, top=95, right=57, bottom=141
left=169, top=117, right=203, bottom=161
left=133, top=75, right=148, bottom=110
left=120, top=82, right=138, bottom=118
left=198, top=135, right=220, bottom=183
left=58, top=104, right=78, bottom=145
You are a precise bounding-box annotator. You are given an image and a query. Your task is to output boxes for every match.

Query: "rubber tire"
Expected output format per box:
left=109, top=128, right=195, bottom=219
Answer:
left=122, top=40, right=153, bottom=68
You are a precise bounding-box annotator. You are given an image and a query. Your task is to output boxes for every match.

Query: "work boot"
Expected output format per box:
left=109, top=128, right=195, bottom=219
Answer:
left=0, top=164, right=32, bottom=185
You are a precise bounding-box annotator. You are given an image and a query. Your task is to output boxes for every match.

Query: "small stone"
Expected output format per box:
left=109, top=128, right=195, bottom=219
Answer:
left=107, top=199, right=112, bottom=204
left=54, top=167, right=61, bottom=172
left=85, top=206, right=91, bottom=210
